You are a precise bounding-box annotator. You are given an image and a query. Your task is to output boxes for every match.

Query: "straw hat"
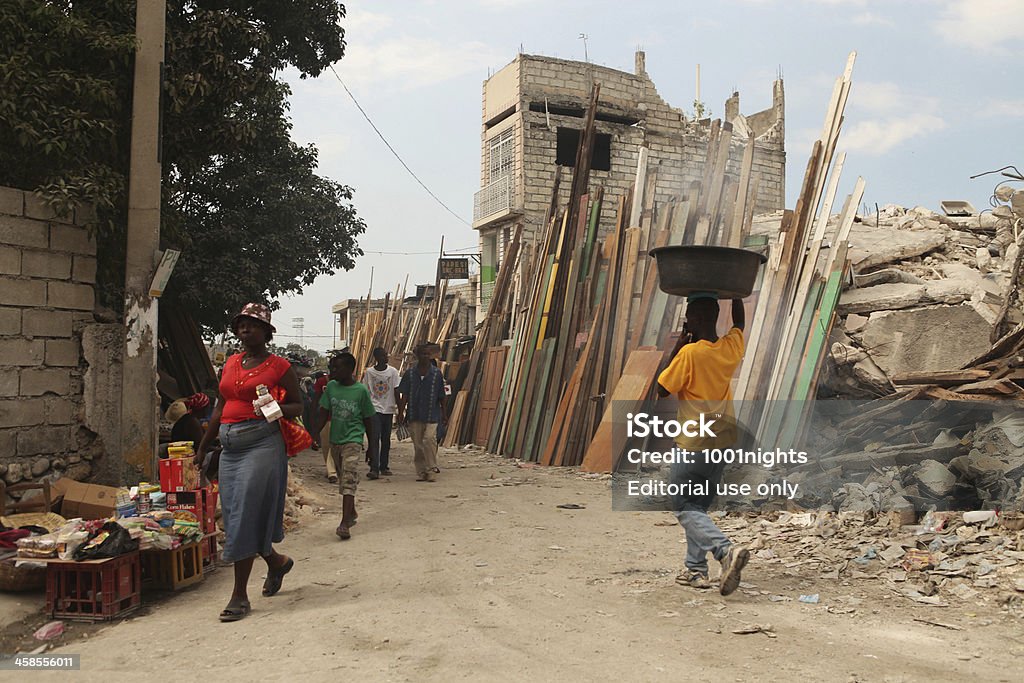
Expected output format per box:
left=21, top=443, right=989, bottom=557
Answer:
left=164, top=399, right=188, bottom=423
left=1, top=512, right=66, bottom=532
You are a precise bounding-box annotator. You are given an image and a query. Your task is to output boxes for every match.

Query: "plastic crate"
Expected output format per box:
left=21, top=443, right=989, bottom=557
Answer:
left=200, top=533, right=219, bottom=572
left=159, top=456, right=200, bottom=493
left=164, top=486, right=217, bottom=533
left=140, top=543, right=203, bottom=591
left=46, top=552, right=141, bottom=622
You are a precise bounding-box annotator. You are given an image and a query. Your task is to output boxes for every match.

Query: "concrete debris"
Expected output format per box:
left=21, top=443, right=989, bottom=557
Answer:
left=859, top=304, right=992, bottom=377
left=848, top=224, right=947, bottom=271
left=715, top=509, right=1024, bottom=609
left=838, top=283, right=928, bottom=316
left=915, top=459, right=958, bottom=498
left=845, top=313, right=869, bottom=333
left=821, top=201, right=1024, bottom=399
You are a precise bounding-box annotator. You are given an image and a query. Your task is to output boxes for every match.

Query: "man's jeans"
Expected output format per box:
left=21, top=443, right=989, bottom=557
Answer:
left=671, top=458, right=731, bottom=575
left=369, top=413, right=394, bottom=472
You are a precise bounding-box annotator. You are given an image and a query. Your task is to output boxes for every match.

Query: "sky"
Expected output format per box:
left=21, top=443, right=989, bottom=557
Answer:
left=271, top=0, right=1024, bottom=351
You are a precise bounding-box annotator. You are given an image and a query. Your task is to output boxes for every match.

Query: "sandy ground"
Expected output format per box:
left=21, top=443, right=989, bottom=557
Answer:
left=5, top=441, right=1024, bottom=681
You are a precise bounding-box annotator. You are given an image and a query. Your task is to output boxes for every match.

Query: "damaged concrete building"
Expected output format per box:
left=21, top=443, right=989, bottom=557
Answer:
left=472, top=51, right=786, bottom=316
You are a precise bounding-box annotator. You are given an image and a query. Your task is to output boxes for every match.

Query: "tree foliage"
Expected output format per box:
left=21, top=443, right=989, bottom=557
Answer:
left=0, top=1, right=135, bottom=217
left=0, top=1, right=364, bottom=333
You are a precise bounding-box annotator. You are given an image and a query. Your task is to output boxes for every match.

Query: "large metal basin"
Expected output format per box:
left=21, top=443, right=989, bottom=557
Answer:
left=648, top=245, right=768, bottom=299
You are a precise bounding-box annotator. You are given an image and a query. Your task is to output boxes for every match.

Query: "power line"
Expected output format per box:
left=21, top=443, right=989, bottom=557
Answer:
left=361, top=245, right=479, bottom=256
left=272, top=333, right=336, bottom=339
left=329, top=66, right=472, bottom=228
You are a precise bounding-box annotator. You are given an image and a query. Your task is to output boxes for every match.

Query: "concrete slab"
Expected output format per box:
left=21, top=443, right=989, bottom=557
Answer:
left=915, top=459, right=956, bottom=498
left=839, top=283, right=927, bottom=315
left=838, top=278, right=975, bottom=315
left=848, top=225, right=947, bottom=271
left=861, top=304, right=992, bottom=376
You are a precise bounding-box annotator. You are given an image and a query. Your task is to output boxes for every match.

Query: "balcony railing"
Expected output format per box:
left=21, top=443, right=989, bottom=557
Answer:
left=473, top=174, right=512, bottom=224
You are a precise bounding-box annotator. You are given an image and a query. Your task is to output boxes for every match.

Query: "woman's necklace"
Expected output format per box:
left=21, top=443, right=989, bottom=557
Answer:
left=241, top=351, right=268, bottom=369
left=235, top=351, right=271, bottom=387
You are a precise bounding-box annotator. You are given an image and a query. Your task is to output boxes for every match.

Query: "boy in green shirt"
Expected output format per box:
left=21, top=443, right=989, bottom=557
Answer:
left=318, top=352, right=376, bottom=540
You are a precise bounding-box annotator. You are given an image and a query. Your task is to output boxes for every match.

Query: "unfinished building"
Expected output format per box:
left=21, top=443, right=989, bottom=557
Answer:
left=472, top=51, right=786, bottom=316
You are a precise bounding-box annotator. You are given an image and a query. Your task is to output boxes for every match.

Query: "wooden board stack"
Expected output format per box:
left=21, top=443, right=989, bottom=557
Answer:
left=446, top=53, right=865, bottom=471
left=346, top=275, right=464, bottom=375
left=733, top=51, right=864, bottom=448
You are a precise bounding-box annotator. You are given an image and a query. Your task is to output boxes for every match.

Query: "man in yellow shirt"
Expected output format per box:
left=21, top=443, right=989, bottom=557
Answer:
left=657, top=293, right=749, bottom=596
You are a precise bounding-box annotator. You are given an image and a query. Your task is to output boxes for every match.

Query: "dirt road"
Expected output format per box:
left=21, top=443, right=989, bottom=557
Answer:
left=13, top=442, right=1024, bottom=681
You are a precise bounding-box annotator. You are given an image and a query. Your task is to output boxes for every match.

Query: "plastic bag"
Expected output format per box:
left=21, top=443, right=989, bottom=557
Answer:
left=396, top=422, right=410, bottom=442
left=270, top=385, right=313, bottom=456
left=73, top=521, right=139, bottom=560
left=57, top=530, right=89, bottom=560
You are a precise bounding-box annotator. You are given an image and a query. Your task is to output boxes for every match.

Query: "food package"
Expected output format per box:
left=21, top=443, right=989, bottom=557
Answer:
left=167, top=441, right=195, bottom=459
left=16, top=534, right=58, bottom=559
left=54, top=522, right=90, bottom=561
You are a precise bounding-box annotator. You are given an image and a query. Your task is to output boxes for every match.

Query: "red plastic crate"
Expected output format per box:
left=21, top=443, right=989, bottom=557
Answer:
left=159, top=456, right=200, bottom=492
left=164, top=486, right=216, bottom=533
left=45, top=552, right=141, bottom=622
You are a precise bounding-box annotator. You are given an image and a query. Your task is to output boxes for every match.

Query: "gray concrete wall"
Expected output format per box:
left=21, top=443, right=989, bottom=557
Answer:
left=476, top=53, right=786, bottom=250
left=0, top=185, right=114, bottom=496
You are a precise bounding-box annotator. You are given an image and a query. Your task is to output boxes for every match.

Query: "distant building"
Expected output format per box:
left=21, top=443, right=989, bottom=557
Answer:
left=473, top=51, right=786, bottom=317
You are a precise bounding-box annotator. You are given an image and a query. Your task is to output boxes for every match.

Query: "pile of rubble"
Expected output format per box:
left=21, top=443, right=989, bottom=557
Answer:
left=741, top=190, right=1024, bottom=515
left=822, top=192, right=1024, bottom=398
left=720, top=509, right=1024, bottom=611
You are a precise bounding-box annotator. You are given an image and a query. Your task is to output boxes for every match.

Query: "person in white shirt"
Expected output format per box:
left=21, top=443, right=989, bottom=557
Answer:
left=362, top=347, right=401, bottom=479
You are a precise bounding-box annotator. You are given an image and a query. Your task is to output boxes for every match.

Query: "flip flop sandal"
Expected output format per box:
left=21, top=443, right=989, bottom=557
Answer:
left=262, top=557, right=294, bottom=597
left=219, top=599, right=251, bottom=622
left=336, top=522, right=351, bottom=540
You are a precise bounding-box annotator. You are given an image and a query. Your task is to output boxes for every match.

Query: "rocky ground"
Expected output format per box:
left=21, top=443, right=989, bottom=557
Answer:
left=3, top=441, right=1023, bottom=682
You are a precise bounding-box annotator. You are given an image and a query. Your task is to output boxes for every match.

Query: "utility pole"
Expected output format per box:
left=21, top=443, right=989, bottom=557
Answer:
left=121, top=0, right=166, bottom=482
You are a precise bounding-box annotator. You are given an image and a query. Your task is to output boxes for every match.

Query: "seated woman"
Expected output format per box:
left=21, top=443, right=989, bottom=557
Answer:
left=164, top=392, right=209, bottom=446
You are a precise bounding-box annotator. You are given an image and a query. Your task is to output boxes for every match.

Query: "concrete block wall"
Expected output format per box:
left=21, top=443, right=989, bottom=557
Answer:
left=479, top=54, right=786, bottom=245
left=0, top=185, right=100, bottom=490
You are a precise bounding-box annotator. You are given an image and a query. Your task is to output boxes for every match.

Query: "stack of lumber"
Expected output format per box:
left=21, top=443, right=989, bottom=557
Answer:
left=347, top=277, right=464, bottom=374
left=733, top=51, right=864, bottom=448
left=447, top=87, right=765, bottom=464
left=447, top=53, right=866, bottom=471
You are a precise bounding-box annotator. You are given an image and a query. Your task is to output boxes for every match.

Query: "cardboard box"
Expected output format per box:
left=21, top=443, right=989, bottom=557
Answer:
left=50, top=478, right=119, bottom=520
left=159, top=456, right=199, bottom=492
left=164, top=486, right=216, bottom=533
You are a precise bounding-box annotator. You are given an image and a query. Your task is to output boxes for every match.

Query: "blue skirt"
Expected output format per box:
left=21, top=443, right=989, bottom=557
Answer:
left=218, top=420, right=288, bottom=562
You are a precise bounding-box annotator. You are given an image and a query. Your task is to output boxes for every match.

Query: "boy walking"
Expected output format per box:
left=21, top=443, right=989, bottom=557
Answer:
left=362, top=347, right=400, bottom=479
left=397, top=344, right=447, bottom=482
left=313, top=371, right=337, bottom=483
left=318, top=353, right=376, bottom=540
left=656, top=294, right=750, bottom=596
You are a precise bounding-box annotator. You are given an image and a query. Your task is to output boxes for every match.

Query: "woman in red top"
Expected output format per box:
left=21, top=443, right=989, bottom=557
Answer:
left=198, top=303, right=303, bottom=622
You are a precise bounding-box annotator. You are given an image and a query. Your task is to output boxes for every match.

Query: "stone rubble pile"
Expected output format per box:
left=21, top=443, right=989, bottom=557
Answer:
left=823, top=194, right=1024, bottom=398
left=744, top=191, right=1024, bottom=515
left=719, top=509, right=1024, bottom=612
